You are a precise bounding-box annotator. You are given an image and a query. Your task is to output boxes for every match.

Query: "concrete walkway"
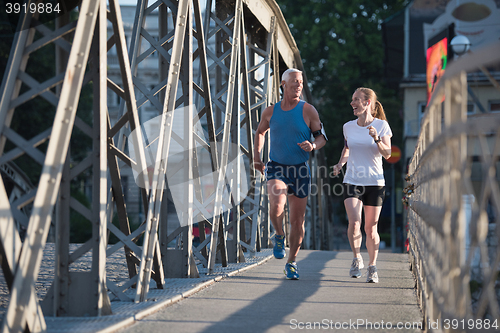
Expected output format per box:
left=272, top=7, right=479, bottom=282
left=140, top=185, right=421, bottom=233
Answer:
left=117, top=250, right=423, bottom=333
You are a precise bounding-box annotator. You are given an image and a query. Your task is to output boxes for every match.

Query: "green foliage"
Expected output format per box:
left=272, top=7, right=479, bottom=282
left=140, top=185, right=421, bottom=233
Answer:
left=0, top=11, right=94, bottom=240
left=69, top=185, right=92, bottom=243
left=107, top=214, right=122, bottom=245
left=469, top=279, right=482, bottom=294
left=379, top=232, right=391, bottom=244
left=1, top=16, right=56, bottom=185
left=278, top=0, right=407, bottom=172
left=10, top=42, right=57, bottom=184
left=108, top=211, right=142, bottom=245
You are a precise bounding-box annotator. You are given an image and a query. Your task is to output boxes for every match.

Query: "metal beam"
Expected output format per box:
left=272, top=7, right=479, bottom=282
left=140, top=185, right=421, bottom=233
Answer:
left=1, top=0, right=101, bottom=329
left=0, top=0, right=325, bottom=326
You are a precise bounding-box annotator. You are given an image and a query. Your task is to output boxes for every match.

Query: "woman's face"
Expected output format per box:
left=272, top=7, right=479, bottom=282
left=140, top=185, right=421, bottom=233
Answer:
left=351, top=90, right=369, bottom=117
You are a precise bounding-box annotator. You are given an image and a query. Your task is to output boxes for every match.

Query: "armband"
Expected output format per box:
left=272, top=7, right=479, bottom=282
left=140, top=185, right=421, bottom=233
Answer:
left=312, top=123, right=328, bottom=141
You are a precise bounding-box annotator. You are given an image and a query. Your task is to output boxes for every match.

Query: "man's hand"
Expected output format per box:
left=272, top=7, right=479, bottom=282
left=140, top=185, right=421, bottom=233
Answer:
left=253, top=159, right=265, bottom=174
left=298, top=140, right=315, bottom=152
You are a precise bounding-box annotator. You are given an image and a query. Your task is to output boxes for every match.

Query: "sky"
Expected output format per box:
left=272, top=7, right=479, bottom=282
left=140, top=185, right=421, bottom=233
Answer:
left=118, top=0, right=144, bottom=5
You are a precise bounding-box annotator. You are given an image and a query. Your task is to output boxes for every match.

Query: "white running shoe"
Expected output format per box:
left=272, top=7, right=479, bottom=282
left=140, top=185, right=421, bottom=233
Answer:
left=349, top=257, right=364, bottom=278
left=366, top=265, right=379, bottom=283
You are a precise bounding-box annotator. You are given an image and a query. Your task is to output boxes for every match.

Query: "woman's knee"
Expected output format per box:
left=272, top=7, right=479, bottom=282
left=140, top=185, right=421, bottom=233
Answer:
left=364, top=223, right=379, bottom=237
left=348, top=220, right=361, bottom=231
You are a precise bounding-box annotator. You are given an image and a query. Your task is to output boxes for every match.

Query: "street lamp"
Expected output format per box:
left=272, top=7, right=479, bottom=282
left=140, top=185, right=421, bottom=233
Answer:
left=450, top=34, right=489, bottom=113
left=451, top=35, right=471, bottom=56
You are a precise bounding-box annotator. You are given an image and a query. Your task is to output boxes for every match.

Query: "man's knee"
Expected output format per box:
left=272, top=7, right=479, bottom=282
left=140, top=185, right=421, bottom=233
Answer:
left=268, top=181, right=287, bottom=197
left=269, top=202, right=285, bottom=215
left=289, top=218, right=305, bottom=231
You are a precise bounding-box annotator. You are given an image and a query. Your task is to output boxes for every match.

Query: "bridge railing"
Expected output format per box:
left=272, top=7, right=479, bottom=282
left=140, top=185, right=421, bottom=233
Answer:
left=406, top=42, right=500, bottom=328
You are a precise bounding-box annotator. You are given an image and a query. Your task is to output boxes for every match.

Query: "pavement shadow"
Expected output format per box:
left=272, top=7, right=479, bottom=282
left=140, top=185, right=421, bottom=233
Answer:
left=198, top=251, right=337, bottom=332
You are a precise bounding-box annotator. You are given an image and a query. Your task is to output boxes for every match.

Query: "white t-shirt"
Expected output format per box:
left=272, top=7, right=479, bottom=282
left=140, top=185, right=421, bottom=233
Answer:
left=342, top=118, right=392, bottom=186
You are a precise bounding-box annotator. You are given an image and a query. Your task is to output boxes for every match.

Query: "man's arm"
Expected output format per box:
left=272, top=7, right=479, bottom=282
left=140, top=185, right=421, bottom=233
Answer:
left=297, top=103, right=327, bottom=152
left=253, top=106, right=272, bottom=174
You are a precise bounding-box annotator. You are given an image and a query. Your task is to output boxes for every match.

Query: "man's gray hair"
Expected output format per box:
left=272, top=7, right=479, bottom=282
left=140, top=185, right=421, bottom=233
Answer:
left=281, top=68, right=302, bottom=84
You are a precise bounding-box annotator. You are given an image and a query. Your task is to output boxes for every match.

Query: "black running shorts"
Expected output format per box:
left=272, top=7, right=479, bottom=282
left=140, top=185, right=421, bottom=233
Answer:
left=265, top=160, right=311, bottom=198
left=343, top=184, right=385, bottom=206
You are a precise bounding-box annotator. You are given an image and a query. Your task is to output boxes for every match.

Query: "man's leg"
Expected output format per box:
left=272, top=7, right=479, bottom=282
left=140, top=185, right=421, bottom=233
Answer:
left=267, top=179, right=288, bottom=236
left=287, top=194, right=308, bottom=262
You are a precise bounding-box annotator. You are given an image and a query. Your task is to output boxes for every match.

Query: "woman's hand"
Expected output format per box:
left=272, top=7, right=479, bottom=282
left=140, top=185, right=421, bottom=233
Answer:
left=333, top=163, right=343, bottom=176
left=367, top=126, right=378, bottom=140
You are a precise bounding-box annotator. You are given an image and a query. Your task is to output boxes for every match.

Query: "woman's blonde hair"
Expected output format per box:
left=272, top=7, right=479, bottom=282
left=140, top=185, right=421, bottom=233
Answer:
left=356, top=87, right=387, bottom=121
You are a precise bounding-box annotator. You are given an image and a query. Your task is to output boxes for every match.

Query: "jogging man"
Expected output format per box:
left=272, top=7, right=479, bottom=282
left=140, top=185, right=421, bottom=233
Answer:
left=253, top=68, right=327, bottom=279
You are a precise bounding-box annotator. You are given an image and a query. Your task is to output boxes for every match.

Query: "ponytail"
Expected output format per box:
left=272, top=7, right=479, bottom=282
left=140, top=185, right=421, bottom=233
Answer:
left=355, top=87, right=388, bottom=121
left=373, top=101, right=387, bottom=121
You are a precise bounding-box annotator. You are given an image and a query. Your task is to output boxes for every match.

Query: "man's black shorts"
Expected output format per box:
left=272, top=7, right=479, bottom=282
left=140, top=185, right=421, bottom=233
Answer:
left=343, top=183, right=385, bottom=206
left=265, top=160, right=311, bottom=198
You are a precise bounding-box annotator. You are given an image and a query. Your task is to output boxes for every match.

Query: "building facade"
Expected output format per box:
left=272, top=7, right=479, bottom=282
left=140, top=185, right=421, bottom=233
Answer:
left=383, top=0, right=500, bottom=171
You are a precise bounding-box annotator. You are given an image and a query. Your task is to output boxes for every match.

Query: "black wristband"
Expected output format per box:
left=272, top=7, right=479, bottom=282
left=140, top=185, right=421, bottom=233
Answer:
left=374, top=136, right=381, bottom=143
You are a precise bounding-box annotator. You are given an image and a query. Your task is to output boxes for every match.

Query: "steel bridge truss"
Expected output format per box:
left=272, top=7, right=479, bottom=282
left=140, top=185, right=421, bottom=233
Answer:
left=0, top=0, right=320, bottom=331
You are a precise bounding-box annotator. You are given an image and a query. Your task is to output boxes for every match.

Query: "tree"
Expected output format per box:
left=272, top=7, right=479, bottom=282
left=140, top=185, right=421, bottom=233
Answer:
left=0, top=11, right=94, bottom=243
left=278, top=0, right=407, bottom=171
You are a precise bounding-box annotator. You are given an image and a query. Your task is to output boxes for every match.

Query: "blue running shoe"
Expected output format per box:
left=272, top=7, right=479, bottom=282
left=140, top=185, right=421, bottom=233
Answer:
left=284, top=261, right=299, bottom=280
left=273, top=235, right=286, bottom=259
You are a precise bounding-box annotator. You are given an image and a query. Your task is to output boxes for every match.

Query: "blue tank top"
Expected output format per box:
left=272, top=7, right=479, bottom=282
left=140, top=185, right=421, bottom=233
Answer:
left=269, top=100, right=310, bottom=165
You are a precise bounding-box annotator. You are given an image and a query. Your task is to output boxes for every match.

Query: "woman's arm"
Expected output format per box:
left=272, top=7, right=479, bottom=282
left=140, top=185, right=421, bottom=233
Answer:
left=333, top=146, right=349, bottom=176
left=368, top=125, right=392, bottom=159
left=375, top=135, right=391, bottom=159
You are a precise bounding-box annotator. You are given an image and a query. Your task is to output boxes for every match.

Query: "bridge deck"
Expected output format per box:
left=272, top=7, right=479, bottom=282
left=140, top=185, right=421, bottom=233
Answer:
left=0, top=248, right=422, bottom=332
left=118, top=250, right=422, bottom=333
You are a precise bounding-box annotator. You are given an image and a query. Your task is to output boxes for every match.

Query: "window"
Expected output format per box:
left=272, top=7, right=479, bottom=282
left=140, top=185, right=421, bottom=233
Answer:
left=467, top=102, right=475, bottom=115
left=108, top=89, right=116, bottom=106
left=149, top=85, right=157, bottom=109
left=151, top=36, right=159, bottom=58
left=418, top=102, right=426, bottom=123
left=122, top=176, right=128, bottom=202
left=405, top=102, right=427, bottom=137
left=489, top=100, right=500, bottom=113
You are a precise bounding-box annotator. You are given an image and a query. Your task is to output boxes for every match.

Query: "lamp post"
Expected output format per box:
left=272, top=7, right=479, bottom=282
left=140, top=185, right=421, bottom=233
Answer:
left=452, top=35, right=500, bottom=93
left=450, top=35, right=471, bottom=56
left=450, top=35, right=487, bottom=112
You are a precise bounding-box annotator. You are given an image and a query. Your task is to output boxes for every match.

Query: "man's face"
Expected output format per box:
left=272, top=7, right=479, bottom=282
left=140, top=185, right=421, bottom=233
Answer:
left=283, top=72, right=303, bottom=97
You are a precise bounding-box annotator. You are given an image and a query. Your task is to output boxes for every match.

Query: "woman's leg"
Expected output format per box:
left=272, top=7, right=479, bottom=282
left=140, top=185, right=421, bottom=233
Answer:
left=344, top=197, right=363, bottom=258
left=363, top=205, right=383, bottom=266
